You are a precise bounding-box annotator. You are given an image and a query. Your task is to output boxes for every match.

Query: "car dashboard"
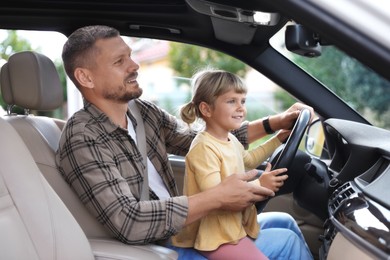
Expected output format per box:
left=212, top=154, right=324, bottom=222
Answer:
left=319, top=119, right=390, bottom=259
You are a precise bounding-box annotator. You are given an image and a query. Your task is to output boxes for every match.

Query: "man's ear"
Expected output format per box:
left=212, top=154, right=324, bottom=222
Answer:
left=74, top=68, right=94, bottom=89
left=199, top=101, right=212, bottom=118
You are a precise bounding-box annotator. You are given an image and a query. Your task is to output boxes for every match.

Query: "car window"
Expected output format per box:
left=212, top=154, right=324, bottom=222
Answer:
left=128, top=37, right=297, bottom=123
left=1, top=30, right=297, bottom=126
left=0, top=30, right=300, bottom=151
left=127, top=37, right=298, bottom=148
left=270, top=25, right=390, bottom=130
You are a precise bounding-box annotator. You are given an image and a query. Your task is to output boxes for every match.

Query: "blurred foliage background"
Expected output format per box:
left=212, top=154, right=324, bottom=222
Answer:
left=0, top=30, right=67, bottom=118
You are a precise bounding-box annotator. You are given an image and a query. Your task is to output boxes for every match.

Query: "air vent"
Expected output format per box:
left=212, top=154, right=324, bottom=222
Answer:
left=329, top=182, right=355, bottom=214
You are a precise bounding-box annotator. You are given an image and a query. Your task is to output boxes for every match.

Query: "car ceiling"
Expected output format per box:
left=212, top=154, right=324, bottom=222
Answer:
left=0, top=0, right=389, bottom=83
left=0, top=0, right=287, bottom=61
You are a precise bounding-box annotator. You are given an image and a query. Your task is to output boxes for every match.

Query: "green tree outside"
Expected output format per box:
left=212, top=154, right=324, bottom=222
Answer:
left=292, top=46, right=390, bottom=128
left=274, top=89, right=296, bottom=111
left=169, top=42, right=248, bottom=78
left=0, top=30, right=33, bottom=60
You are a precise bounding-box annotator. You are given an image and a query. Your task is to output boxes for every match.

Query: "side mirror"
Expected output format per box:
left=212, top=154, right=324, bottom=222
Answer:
left=305, top=118, right=326, bottom=157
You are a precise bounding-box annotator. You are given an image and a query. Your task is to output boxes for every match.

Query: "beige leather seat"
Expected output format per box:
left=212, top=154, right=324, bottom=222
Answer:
left=0, top=51, right=177, bottom=259
left=0, top=117, right=95, bottom=259
left=0, top=50, right=110, bottom=239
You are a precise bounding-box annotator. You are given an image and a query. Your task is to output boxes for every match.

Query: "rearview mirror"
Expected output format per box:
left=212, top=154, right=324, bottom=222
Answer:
left=285, top=24, right=322, bottom=57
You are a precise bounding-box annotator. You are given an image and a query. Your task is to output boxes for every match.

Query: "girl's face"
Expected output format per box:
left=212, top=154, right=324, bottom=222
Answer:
left=203, top=89, right=246, bottom=138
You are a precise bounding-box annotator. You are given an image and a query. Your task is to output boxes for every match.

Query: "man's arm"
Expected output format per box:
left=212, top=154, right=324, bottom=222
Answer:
left=247, top=102, right=315, bottom=143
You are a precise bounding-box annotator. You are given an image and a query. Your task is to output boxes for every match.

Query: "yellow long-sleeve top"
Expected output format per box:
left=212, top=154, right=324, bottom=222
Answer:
left=172, top=131, right=281, bottom=251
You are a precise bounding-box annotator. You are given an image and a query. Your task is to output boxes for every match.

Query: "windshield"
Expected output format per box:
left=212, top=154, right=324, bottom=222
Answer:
left=271, top=25, right=390, bottom=129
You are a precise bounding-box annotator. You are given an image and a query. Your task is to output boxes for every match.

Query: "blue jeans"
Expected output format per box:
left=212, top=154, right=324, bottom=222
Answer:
left=167, top=212, right=313, bottom=260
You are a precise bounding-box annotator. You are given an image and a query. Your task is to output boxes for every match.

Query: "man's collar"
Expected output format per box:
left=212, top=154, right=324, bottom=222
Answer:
left=83, top=99, right=128, bottom=134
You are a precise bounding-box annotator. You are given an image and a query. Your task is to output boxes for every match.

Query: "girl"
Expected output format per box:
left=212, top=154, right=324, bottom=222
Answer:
left=172, top=69, right=290, bottom=259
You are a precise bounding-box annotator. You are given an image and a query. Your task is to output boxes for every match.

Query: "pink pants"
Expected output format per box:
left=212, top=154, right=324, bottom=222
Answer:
left=199, top=237, right=269, bottom=260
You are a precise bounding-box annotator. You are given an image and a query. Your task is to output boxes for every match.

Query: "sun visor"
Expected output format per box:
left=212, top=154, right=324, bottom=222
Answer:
left=211, top=17, right=256, bottom=45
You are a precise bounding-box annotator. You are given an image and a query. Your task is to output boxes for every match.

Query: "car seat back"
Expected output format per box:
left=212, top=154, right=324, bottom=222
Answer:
left=0, top=117, right=95, bottom=259
left=0, top=51, right=110, bottom=238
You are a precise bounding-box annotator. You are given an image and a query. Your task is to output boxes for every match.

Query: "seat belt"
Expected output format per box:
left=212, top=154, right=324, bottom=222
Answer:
left=128, top=100, right=149, bottom=201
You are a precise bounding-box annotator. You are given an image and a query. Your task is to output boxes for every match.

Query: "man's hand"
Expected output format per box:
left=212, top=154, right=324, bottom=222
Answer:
left=185, top=170, right=274, bottom=225
left=274, top=103, right=315, bottom=131
left=247, top=102, right=314, bottom=143
left=216, top=170, right=275, bottom=211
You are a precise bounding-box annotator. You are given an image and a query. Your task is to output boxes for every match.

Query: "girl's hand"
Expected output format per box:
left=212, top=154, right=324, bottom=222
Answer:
left=259, top=163, right=288, bottom=192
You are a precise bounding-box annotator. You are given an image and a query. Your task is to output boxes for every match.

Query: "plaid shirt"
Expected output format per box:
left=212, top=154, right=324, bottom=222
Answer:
left=55, top=99, right=249, bottom=245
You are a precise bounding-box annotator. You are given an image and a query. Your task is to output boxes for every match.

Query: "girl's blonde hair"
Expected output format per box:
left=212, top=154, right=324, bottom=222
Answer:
left=180, top=69, right=247, bottom=125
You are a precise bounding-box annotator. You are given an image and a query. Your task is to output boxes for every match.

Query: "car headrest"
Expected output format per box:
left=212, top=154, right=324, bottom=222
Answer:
left=0, top=51, right=63, bottom=111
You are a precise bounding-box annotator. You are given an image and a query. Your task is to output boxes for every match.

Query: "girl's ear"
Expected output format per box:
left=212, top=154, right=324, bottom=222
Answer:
left=199, top=101, right=212, bottom=118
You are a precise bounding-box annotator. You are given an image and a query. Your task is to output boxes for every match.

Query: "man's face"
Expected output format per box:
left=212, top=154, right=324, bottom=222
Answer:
left=88, top=36, right=142, bottom=103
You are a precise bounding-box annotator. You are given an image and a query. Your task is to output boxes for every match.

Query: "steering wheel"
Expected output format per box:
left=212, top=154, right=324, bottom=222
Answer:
left=255, top=108, right=311, bottom=213
left=270, top=108, right=312, bottom=170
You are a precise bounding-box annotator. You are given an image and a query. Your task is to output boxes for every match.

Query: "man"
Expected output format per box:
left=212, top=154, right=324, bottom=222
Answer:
left=56, top=25, right=313, bottom=259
